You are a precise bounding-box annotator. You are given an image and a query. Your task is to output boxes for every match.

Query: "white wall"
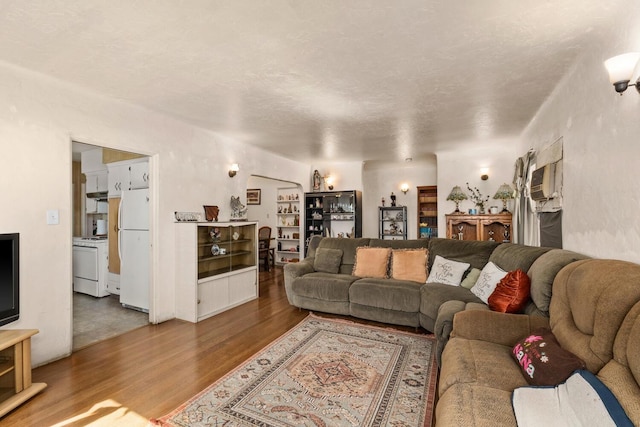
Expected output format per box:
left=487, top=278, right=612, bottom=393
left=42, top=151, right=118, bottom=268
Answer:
left=0, top=60, right=309, bottom=365
left=246, top=176, right=302, bottom=233
left=436, top=141, right=519, bottom=237
left=362, top=158, right=437, bottom=239
left=518, top=5, right=640, bottom=262
left=309, top=161, right=363, bottom=192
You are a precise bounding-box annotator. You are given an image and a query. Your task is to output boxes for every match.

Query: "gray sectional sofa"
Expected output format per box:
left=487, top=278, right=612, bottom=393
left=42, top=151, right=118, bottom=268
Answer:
left=284, top=235, right=588, bottom=362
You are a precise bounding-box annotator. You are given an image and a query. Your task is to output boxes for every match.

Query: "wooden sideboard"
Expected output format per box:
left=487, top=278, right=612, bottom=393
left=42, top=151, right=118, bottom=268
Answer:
left=445, top=213, right=512, bottom=242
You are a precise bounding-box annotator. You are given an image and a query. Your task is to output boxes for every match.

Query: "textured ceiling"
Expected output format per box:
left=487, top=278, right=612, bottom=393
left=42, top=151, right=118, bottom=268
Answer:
left=0, top=1, right=624, bottom=162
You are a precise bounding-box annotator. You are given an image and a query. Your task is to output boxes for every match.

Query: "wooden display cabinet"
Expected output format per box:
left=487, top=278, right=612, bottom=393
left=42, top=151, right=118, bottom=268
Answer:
left=175, top=222, right=258, bottom=322
left=446, top=213, right=513, bottom=242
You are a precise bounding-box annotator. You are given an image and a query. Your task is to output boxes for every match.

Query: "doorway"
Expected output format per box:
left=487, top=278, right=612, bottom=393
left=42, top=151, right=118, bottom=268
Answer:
left=71, top=141, right=151, bottom=350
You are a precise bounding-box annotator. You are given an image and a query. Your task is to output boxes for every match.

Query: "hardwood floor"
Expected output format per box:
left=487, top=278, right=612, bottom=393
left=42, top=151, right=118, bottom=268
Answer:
left=3, top=267, right=424, bottom=426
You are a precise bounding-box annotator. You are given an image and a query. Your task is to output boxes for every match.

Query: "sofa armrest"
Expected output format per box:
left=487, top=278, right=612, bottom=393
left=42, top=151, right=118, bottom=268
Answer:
left=283, top=258, right=316, bottom=305
left=434, top=301, right=490, bottom=366
left=451, top=309, right=550, bottom=347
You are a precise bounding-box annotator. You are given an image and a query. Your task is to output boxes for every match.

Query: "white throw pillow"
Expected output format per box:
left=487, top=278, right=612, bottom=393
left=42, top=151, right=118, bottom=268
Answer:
left=426, top=255, right=470, bottom=286
left=470, top=261, right=508, bottom=303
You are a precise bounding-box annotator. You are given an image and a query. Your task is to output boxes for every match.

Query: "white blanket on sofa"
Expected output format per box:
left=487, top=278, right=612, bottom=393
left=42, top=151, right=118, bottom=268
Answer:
left=512, top=370, right=633, bottom=427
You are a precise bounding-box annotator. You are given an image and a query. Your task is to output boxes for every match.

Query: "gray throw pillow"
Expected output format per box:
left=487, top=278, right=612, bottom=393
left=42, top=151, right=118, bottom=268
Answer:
left=314, top=248, right=344, bottom=274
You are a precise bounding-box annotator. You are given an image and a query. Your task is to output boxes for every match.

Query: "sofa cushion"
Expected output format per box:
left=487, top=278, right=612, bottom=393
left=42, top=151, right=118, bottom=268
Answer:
left=512, top=327, right=585, bottom=386
left=440, top=337, right=528, bottom=396
left=369, top=238, right=429, bottom=250
left=420, top=283, right=482, bottom=324
left=527, top=248, right=589, bottom=314
left=426, top=255, right=470, bottom=286
left=488, top=243, right=550, bottom=274
left=290, top=272, right=358, bottom=302
left=428, top=237, right=500, bottom=271
left=488, top=269, right=531, bottom=313
left=391, top=248, right=428, bottom=283
left=460, top=267, right=481, bottom=289
left=470, top=261, right=507, bottom=303
left=352, top=247, right=391, bottom=278
left=350, top=278, right=422, bottom=312
left=317, top=237, right=371, bottom=274
left=313, top=248, right=343, bottom=274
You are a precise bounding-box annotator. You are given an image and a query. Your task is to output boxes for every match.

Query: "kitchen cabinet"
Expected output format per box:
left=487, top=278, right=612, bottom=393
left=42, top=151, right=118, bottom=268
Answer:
left=129, top=162, right=150, bottom=189
left=175, top=222, right=258, bottom=322
left=85, top=171, right=108, bottom=194
left=80, top=148, right=107, bottom=174
left=107, top=159, right=149, bottom=198
left=445, top=213, right=512, bottom=242
left=86, top=197, right=108, bottom=214
left=107, top=163, right=129, bottom=198
left=0, top=330, right=47, bottom=417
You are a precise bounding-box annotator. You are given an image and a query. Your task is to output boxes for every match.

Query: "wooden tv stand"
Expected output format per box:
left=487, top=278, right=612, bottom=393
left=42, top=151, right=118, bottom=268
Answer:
left=0, top=329, right=46, bottom=418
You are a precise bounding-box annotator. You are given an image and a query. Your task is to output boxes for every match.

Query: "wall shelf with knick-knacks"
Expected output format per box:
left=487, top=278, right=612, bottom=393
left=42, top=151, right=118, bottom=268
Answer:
left=276, top=187, right=302, bottom=265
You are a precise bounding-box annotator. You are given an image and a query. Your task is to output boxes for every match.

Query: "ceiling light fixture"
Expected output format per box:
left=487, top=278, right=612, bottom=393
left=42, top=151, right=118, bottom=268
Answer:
left=229, top=163, right=239, bottom=178
left=604, top=53, right=640, bottom=94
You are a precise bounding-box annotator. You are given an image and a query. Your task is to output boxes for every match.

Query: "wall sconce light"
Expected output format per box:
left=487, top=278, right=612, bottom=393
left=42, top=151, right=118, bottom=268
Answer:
left=228, top=163, right=239, bottom=178
left=480, top=168, right=489, bottom=181
left=400, top=183, right=409, bottom=194
left=604, top=52, right=640, bottom=94
left=324, top=175, right=334, bottom=190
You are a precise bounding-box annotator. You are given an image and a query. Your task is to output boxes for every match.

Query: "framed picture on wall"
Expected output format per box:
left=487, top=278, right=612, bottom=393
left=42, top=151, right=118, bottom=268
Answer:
left=247, top=188, right=261, bottom=205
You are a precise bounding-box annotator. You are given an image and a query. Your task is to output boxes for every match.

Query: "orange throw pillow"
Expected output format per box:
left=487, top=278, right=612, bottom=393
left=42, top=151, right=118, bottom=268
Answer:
left=391, top=249, right=428, bottom=283
left=488, top=269, right=531, bottom=313
left=352, top=247, right=392, bottom=279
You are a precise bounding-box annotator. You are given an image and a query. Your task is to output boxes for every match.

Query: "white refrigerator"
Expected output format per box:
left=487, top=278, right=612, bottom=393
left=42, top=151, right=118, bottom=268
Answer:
left=118, top=188, right=149, bottom=311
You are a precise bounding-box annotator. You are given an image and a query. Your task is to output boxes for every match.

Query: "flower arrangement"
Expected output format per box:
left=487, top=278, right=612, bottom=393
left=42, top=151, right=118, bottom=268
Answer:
left=466, top=182, right=489, bottom=213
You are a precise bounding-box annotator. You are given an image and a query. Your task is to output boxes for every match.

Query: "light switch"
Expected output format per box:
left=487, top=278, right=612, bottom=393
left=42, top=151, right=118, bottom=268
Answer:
left=46, top=209, right=59, bottom=225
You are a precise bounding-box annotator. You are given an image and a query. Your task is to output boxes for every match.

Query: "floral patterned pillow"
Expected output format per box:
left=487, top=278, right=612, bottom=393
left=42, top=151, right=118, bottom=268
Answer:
left=425, top=255, right=470, bottom=286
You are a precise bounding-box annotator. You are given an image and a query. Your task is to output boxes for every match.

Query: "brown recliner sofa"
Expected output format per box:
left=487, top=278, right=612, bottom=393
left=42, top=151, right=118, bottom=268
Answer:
left=436, top=259, right=640, bottom=425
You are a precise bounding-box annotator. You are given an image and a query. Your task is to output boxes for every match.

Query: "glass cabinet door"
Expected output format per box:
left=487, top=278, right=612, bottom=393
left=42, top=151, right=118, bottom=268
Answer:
left=197, top=223, right=256, bottom=280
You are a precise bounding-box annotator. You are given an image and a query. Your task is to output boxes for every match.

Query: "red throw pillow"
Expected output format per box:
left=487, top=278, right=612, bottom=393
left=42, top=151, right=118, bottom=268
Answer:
left=512, top=328, right=586, bottom=386
left=488, top=269, right=531, bottom=313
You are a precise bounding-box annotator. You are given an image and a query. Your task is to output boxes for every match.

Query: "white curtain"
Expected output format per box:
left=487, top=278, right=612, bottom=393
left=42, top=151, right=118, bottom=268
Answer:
left=513, top=151, right=539, bottom=245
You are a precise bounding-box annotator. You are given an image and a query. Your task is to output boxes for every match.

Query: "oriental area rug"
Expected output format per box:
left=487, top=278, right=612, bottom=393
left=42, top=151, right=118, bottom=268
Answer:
left=151, top=314, right=437, bottom=427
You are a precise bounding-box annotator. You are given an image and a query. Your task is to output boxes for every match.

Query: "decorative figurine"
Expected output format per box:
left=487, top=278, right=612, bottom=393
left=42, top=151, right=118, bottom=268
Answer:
left=313, top=170, right=321, bottom=191
left=229, top=196, right=247, bottom=221
left=390, top=192, right=397, bottom=207
left=381, top=197, right=385, bottom=207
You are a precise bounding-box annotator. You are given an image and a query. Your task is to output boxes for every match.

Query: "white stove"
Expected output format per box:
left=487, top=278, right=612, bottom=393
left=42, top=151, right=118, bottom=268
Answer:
left=73, top=237, right=109, bottom=297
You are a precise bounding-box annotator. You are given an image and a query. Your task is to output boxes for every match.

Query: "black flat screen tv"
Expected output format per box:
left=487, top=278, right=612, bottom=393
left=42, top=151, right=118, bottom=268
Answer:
left=0, top=233, right=19, bottom=327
